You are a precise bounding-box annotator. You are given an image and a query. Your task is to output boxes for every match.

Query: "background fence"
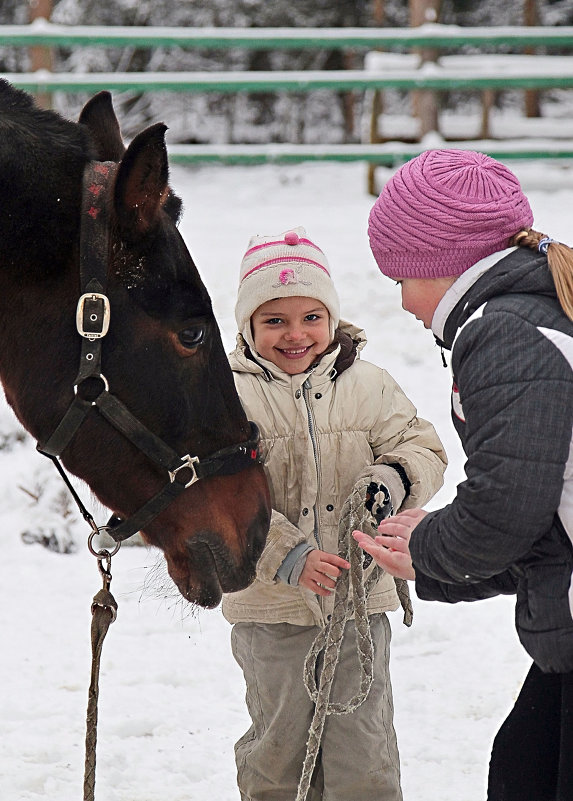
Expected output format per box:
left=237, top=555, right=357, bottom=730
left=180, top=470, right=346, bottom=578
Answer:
left=2, top=21, right=573, bottom=175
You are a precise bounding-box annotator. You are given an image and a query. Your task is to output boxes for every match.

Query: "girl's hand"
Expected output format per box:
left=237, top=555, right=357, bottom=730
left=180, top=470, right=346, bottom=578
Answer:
left=352, top=508, right=428, bottom=581
left=299, top=549, right=350, bottom=596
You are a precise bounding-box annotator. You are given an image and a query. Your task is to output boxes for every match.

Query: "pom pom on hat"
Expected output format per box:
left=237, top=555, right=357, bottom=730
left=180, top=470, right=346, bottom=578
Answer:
left=235, top=226, right=340, bottom=352
left=368, top=149, right=534, bottom=279
left=284, top=230, right=300, bottom=245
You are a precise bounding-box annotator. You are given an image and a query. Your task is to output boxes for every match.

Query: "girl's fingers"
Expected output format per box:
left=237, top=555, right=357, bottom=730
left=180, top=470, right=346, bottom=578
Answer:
left=388, top=508, right=428, bottom=528
left=375, top=533, right=407, bottom=552
left=323, top=554, right=351, bottom=570
left=312, top=582, right=334, bottom=596
left=352, top=529, right=416, bottom=580
left=353, top=531, right=389, bottom=558
left=353, top=530, right=374, bottom=545
left=318, top=564, right=343, bottom=578
left=376, top=519, right=411, bottom=535
left=377, top=507, right=428, bottom=535
left=315, top=572, right=336, bottom=590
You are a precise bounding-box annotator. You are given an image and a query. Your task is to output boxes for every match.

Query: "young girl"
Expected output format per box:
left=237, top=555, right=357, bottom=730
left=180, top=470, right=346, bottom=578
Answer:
left=222, top=227, right=447, bottom=801
left=355, top=149, right=573, bottom=801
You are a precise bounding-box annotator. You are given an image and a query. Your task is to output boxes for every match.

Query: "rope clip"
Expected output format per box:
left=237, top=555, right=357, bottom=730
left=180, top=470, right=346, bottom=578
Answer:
left=88, top=526, right=121, bottom=603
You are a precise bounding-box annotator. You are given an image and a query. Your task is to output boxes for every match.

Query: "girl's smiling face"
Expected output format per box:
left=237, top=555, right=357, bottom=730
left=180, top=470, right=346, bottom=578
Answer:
left=397, top=277, right=457, bottom=328
left=251, top=295, right=331, bottom=375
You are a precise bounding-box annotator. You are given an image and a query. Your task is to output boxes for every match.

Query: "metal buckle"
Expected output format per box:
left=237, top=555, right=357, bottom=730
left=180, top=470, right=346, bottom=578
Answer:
left=76, top=292, right=111, bottom=340
left=169, top=455, right=200, bottom=488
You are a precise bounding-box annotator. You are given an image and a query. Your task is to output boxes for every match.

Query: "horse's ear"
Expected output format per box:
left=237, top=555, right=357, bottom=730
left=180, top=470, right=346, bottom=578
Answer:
left=79, top=91, right=125, bottom=161
left=113, top=123, right=169, bottom=238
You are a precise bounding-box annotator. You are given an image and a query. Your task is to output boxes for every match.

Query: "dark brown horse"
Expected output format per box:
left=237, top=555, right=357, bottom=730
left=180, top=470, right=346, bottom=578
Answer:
left=0, top=80, right=270, bottom=608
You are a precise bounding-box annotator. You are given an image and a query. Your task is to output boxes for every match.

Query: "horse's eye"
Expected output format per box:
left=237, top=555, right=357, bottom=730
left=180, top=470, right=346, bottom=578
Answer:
left=178, top=327, right=204, bottom=349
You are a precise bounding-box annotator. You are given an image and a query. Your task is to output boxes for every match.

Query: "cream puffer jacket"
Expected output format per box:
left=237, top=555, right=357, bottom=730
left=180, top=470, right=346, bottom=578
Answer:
left=222, top=321, right=447, bottom=627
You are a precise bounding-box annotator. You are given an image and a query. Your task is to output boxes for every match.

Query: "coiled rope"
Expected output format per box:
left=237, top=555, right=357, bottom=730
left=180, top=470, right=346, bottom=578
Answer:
left=296, top=478, right=412, bottom=801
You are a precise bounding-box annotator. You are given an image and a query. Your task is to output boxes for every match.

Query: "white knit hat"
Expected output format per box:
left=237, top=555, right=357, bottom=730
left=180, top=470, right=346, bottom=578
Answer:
left=235, top=227, right=340, bottom=352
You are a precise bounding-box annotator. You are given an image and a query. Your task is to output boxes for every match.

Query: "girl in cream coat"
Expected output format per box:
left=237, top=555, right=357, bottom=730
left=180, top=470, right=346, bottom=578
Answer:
left=223, top=227, right=446, bottom=801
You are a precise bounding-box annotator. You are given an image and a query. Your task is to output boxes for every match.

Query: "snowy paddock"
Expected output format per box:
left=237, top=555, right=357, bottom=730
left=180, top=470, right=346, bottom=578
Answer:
left=2, top=158, right=572, bottom=800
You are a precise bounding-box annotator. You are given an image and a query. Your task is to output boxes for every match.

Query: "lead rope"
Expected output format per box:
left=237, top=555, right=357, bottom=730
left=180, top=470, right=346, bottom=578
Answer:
left=296, top=478, right=413, bottom=801
left=42, top=454, right=121, bottom=801
left=83, top=523, right=120, bottom=801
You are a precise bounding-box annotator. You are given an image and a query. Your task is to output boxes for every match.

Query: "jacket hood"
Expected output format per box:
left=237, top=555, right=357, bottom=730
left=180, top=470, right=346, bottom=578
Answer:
left=440, top=249, right=558, bottom=349
left=229, top=319, right=366, bottom=382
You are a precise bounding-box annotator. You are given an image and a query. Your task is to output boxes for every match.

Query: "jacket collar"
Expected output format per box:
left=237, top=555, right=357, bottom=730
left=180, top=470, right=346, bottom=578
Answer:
left=432, top=247, right=555, bottom=350
left=431, top=248, right=517, bottom=344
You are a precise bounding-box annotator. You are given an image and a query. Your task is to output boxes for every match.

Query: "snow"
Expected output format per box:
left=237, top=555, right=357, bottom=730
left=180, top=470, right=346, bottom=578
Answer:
left=8, top=63, right=573, bottom=90
left=2, top=157, right=572, bottom=800
left=8, top=20, right=573, bottom=46
left=365, top=51, right=573, bottom=76
left=373, top=115, right=573, bottom=145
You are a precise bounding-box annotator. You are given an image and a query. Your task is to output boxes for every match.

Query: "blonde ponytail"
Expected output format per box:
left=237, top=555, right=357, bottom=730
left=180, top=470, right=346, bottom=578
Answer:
left=510, top=229, right=573, bottom=322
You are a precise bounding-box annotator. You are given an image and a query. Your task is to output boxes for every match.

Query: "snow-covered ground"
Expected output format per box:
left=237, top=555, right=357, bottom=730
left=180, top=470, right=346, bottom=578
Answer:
left=2, top=156, right=573, bottom=801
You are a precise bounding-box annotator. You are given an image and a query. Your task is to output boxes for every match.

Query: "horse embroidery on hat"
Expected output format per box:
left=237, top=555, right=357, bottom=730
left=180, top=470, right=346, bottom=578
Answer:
left=273, top=267, right=311, bottom=287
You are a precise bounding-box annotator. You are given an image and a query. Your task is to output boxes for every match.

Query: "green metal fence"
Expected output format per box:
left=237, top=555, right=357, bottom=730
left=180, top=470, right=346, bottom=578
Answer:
left=2, top=22, right=573, bottom=49
left=3, top=65, right=573, bottom=94
left=2, top=23, right=573, bottom=166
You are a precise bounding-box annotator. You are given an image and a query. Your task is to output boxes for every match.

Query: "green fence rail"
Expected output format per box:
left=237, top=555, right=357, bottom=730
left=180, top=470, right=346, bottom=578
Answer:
left=166, top=141, right=573, bottom=166
left=4, top=65, right=573, bottom=94
left=2, top=21, right=573, bottom=50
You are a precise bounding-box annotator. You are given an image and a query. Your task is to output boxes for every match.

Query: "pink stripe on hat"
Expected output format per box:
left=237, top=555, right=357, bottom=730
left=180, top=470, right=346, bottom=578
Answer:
left=242, top=256, right=331, bottom=281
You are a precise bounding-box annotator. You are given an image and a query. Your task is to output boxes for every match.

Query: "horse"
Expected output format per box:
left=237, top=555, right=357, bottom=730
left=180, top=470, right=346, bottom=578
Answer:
left=0, top=79, right=270, bottom=608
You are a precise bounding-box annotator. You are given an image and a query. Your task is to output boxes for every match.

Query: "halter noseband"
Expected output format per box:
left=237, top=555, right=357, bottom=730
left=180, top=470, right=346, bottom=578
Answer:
left=36, top=161, right=261, bottom=543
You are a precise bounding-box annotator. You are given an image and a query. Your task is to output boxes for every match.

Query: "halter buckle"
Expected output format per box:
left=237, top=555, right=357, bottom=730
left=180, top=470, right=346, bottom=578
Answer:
left=169, top=455, right=200, bottom=488
left=76, top=292, right=111, bottom=340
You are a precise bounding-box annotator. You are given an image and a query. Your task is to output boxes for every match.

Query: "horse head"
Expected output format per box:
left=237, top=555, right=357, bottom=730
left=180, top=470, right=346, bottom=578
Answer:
left=0, top=81, right=270, bottom=608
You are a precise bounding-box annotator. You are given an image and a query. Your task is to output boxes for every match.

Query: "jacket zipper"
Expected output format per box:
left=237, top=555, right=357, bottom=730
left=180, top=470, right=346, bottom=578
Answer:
left=302, top=377, right=322, bottom=549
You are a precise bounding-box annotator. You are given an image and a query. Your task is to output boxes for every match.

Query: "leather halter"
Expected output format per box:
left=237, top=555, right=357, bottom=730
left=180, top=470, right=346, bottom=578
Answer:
left=37, top=161, right=261, bottom=543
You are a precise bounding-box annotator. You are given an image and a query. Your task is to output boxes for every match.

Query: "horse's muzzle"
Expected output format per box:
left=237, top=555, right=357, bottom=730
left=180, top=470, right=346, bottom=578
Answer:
left=168, top=503, right=269, bottom=608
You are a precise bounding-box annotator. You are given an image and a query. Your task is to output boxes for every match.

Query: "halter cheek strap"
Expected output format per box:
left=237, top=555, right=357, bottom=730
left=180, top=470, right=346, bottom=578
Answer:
left=37, top=161, right=262, bottom=543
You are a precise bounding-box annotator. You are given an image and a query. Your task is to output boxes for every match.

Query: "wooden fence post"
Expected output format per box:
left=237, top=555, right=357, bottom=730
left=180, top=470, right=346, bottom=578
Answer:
left=28, top=0, right=53, bottom=109
left=409, top=0, right=442, bottom=137
left=524, top=0, right=541, bottom=118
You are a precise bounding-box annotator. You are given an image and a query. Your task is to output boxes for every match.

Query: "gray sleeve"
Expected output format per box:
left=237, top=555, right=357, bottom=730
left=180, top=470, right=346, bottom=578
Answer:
left=415, top=568, right=518, bottom=603
left=276, top=543, right=315, bottom=586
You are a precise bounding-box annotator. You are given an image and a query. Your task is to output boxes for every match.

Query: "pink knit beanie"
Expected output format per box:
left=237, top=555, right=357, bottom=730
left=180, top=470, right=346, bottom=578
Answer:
left=235, top=226, right=340, bottom=351
left=368, top=149, right=534, bottom=279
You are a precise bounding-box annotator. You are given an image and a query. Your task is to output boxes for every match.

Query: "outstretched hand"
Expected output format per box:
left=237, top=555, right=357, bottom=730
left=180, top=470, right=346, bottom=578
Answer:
left=352, top=508, right=428, bottom=581
left=299, top=549, right=350, bottom=596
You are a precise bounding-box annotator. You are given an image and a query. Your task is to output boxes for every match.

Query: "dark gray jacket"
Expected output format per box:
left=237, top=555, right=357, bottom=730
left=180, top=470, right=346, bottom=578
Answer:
left=411, top=248, right=573, bottom=673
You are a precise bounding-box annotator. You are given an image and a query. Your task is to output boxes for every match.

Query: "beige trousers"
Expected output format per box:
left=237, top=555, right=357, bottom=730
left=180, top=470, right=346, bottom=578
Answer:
left=231, top=614, right=402, bottom=801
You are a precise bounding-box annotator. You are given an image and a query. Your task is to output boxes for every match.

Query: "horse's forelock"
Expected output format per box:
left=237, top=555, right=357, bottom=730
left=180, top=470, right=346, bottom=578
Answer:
left=163, top=191, right=183, bottom=224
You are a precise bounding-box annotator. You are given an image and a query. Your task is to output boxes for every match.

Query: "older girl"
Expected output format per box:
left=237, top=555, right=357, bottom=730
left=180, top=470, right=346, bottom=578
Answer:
left=356, top=149, right=573, bottom=801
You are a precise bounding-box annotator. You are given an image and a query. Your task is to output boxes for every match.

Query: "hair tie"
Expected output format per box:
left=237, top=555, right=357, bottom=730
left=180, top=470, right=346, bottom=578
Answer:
left=538, top=237, right=555, bottom=255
